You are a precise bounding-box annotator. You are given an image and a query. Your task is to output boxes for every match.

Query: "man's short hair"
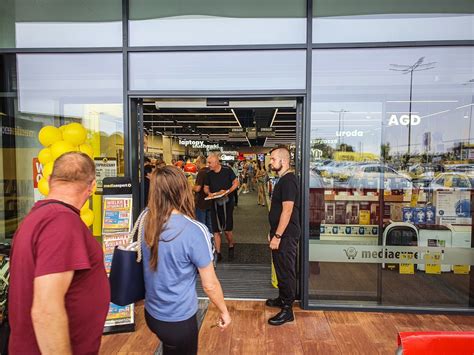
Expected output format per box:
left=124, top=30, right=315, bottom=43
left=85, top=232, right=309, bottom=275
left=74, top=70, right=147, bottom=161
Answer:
left=207, top=153, right=220, bottom=161
left=50, top=152, right=96, bottom=185
left=271, top=147, right=291, bottom=162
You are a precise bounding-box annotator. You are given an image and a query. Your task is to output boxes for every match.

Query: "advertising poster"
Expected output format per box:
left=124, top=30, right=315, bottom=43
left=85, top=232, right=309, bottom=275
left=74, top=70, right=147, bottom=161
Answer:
left=101, top=177, right=135, bottom=333
left=95, top=158, right=117, bottom=192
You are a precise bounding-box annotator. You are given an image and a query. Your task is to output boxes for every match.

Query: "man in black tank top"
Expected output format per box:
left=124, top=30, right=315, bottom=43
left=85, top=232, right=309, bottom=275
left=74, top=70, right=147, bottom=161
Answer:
left=266, top=147, right=300, bottom=326
left=204, top=153, right=240, bottom=262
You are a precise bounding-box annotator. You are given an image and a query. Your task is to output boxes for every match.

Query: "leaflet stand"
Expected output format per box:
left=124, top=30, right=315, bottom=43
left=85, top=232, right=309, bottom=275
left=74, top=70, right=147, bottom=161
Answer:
left=102, top=177, right=135, bottom=334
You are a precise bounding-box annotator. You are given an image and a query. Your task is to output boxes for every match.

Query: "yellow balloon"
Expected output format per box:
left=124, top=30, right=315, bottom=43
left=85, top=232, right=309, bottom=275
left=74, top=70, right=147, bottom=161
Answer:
left=38, top=126, right=62, bottom=147
left=79, top=143, right=94, bottom=159
left=80, top=208, right=94, bottom=227
left=50, top=140, right=75, bottom=160
left=38, top=177, right=49, bottom=196
left=59, top=124, right=68, bottom=133
left=63, top=123, right=87, bottom=146
left=38, top=148, right=53, bottom=165
left=42, top=161, right=54, bottom=178
left=81, top=201, right=90, bottom=212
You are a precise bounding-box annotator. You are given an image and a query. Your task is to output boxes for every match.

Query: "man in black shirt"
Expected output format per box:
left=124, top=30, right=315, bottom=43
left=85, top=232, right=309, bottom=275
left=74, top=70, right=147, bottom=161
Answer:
left=266, top=147, right=300, bottom=326
left=204, top=153, right=239, bottom=262
left=193, top=156, right=212, bottom=233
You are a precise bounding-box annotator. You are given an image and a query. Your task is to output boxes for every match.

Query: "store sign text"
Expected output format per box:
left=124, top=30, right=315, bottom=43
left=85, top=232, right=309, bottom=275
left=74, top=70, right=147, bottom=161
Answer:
left=388, top=114, right=421, bottom=127
left=179, top=139, right=220, bottom=150
left=336, top=129, right=364, bottom=137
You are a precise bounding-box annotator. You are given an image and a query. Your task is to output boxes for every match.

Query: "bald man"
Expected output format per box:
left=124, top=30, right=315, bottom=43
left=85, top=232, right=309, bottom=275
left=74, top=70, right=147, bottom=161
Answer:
left=266, top=147, right=300, bottom=326
left=204, top=153, right=239, bottom=262
left=9, top=152, right=110, bottom=354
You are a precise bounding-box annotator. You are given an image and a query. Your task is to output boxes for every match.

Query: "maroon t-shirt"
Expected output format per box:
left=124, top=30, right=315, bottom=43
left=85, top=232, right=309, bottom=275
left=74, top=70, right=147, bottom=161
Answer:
left=8, top=199, right=110, bottom=354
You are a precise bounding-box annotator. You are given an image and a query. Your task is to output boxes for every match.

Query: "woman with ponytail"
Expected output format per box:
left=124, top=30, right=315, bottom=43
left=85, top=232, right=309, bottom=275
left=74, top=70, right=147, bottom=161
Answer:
left=142, top=166, right=231, bottom=355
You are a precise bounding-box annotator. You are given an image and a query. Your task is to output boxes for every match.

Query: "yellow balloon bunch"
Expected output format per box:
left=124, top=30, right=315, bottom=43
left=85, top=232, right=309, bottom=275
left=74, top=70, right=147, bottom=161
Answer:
left=37, top=123, right=95, bottom=227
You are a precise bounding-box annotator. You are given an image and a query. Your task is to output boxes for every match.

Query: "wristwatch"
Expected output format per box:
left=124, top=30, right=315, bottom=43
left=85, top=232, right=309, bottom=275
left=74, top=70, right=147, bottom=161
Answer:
left=274, top=233, right=282, bottom=239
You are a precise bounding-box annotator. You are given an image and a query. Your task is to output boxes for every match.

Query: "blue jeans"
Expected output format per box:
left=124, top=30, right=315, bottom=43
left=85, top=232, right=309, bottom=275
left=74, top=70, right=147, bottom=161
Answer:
left=195, top=208, right=213, bottom=234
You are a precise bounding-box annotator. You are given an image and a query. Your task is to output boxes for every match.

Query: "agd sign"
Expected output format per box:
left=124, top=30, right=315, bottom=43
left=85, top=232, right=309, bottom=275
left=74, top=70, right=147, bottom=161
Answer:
left=388, top=114, right=421, bottom=126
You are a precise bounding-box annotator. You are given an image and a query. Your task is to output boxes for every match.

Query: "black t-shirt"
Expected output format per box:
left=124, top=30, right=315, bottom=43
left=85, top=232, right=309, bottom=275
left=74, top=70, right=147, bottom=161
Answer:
left=205, top=166, right=236, bottom=193
left=269, top=172, right=300, bottom=237
left=195, top=167, right=211, bottom=210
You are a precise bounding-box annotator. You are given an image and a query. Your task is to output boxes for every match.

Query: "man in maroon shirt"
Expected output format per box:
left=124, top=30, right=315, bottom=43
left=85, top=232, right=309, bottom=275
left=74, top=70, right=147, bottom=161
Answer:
left=9, top=152, right=110, bottom=354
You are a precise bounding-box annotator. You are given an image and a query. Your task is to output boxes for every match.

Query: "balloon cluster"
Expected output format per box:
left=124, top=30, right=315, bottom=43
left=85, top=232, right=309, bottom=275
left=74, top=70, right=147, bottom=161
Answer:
left=37, top=123, right=95, bottom=227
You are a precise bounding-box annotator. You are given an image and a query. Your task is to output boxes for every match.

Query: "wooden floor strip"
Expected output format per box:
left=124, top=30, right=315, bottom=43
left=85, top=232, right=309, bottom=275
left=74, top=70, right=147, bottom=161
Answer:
left=100, top=301, right=474, bottom=354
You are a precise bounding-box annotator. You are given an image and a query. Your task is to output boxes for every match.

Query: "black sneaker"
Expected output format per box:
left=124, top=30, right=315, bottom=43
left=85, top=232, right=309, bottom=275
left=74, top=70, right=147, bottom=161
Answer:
left=216, top=253, right=222, bottom=262
left=228, top=246, right=235, bottom=261
left=265, top=297, right=284, bottom=308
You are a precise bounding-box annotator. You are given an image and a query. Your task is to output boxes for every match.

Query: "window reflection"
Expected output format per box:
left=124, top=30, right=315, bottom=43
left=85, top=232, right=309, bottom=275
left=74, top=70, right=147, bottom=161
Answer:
left=0, top=54, right=124, bottom=240
left=309, top=47, right=474, bottom=308
left=0, top=0, right=122, bottom=48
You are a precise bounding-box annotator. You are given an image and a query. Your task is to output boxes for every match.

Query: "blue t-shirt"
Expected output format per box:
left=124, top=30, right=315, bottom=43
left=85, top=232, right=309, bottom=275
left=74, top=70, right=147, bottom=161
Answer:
left=142, top=213, right=213, bottom=322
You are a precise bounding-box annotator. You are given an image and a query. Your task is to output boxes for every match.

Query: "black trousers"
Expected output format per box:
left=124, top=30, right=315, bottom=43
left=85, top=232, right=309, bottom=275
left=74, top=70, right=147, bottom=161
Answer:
left=145, top=310, right=198, bottom=355
left=272, top=235, right=298, bottom=306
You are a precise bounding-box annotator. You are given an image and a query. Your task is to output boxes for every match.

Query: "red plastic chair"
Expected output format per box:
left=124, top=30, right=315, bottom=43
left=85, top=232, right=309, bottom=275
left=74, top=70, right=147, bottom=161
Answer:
left=397, top=331, right=474, bottom=355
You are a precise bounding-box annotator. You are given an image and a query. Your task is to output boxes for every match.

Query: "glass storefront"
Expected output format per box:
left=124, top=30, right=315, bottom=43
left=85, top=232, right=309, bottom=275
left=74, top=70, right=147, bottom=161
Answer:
left=0, top=0, right=122, bottom=48
left=129, top=0, right=307, bottom=46
left=313, top=0, right=474, bottom=43
left=309, top=47, right=474, bottom=309
left=129, top=50, right=306, bottom=91
left=0, top=1, right=472, bottom=312
left=0, top=53, right=124, bottom=239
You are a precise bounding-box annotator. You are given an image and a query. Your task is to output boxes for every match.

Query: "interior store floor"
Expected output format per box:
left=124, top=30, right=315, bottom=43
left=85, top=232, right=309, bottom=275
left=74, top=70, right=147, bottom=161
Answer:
left=218, top=188, right=271, bottom=264
left=197, top=188, right=278, bottom=299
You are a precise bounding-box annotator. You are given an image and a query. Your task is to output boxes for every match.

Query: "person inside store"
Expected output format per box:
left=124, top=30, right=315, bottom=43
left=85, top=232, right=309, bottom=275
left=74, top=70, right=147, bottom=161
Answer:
left=256, top=161, right=268, bottom=206
left=247, top=160, right=255, bottom=192
left=144, top=164, right=154, bottom=207
left=193, top=155, right=213, bottom=233
left=143, top=166, right=231, bottom=354
left=228, top=161, right=239, bottom=207
left=240, top=166, right=249, bottom=194
left=204, top=153, right=239, bottom=262
left=266, top=147, right=300, bottom=326
left=8, top=152, right=110, bottom=354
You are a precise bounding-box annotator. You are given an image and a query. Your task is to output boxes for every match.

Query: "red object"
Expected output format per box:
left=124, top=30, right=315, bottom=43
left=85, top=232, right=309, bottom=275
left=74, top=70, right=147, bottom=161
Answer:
left=32, top=158, right=42, bottom=188
left=175, top=160, right=184, bottom=168
left=184, top=162, right=197, bottom=173
left=9, top=200, right=110, bottom=354
left=398, top=331, right=474, bottom=355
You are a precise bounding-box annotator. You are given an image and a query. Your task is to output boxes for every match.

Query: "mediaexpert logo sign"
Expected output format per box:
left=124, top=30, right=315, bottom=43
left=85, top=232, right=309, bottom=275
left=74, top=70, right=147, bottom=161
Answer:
left=344, top=247, right=358, bottom=260
left=342, top=247, right=422, bottom=261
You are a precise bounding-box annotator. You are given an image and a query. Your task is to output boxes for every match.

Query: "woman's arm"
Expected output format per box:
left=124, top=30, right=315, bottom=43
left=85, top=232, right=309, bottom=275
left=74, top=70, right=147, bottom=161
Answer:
left=198, top=263, right=231, bottom=329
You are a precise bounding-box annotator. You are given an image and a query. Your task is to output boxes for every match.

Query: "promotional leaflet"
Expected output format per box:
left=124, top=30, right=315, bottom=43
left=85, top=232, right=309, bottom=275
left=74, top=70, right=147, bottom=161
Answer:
left=101, top=177, right=135, bottom=334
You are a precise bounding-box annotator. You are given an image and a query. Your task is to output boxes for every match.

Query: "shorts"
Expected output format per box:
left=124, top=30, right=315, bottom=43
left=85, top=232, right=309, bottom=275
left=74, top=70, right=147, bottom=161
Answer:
left=211, top=196, right=234, bottom=233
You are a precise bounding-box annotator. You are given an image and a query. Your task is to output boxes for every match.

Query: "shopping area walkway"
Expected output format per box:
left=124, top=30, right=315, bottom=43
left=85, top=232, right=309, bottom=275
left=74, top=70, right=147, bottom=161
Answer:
left=100, top=301, right=474, bottom=354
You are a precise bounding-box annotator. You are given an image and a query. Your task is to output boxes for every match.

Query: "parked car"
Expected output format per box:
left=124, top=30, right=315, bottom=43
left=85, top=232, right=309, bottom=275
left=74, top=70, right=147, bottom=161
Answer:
left=347, top=171, right=412, bottom=190
left=426, top=172, right=474, bottom=191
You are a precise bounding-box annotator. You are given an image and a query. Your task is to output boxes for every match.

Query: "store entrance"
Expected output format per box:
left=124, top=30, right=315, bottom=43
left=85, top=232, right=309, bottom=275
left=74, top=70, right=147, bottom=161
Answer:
left=133, top=97, right=302, bottom=299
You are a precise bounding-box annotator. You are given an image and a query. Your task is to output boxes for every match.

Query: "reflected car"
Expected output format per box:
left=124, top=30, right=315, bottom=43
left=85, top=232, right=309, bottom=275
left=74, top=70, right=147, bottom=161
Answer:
left=426, top=172, right=474, bottom=191
left=347, top=172, right=412, bottom=190
left=310, top=170, right=325, bottom=188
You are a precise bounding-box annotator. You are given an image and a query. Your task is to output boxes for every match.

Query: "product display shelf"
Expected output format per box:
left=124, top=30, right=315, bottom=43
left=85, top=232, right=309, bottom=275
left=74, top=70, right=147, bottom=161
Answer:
left=320, top=235, right=378, bottom=244
left=324, top=192, right=426, bottom=203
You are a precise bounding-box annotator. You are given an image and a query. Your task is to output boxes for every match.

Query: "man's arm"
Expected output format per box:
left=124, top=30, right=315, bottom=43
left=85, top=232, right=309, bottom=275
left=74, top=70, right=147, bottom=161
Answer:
left=227, top=178, right=239, bottom=194
left=31, top=271, right=74, bottom=355
left=204, top=184, right=210, bottom=195
left=275, top=201, right=294, bottom=237
left=269, top=201, right=294, bottom=250
left=193, top=184, right=202, bottom=193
